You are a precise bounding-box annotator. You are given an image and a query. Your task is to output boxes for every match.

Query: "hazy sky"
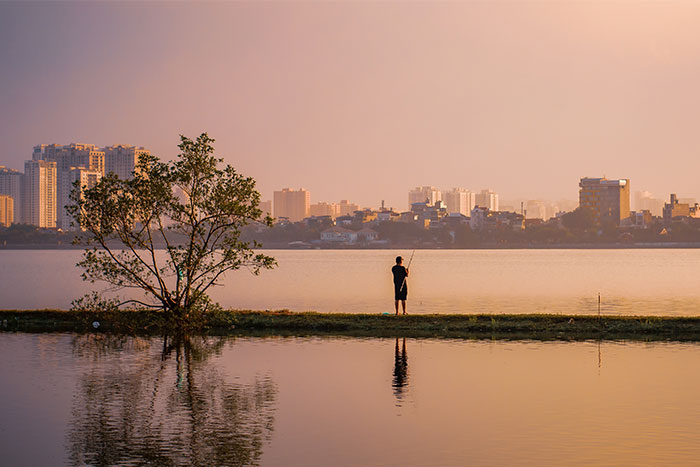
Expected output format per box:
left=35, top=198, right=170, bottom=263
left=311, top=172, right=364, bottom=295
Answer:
left=2, top=1, right=700, bottom=210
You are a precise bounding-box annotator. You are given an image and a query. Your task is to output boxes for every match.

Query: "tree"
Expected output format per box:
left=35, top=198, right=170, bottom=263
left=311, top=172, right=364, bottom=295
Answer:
left=68, top=133, right=275, bottom=326
left=561, top=207, right=596, bottom=230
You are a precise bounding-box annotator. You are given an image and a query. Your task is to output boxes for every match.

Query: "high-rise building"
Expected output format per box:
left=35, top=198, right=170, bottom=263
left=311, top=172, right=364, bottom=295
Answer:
left=33, top=143, right=105, bottom=228
left=23, top=160, right=57, bottom=228
left=475, top=189, right=499, bottom=211
left=103, top=144, right=151, bottom=180
left=60, top=167, right=102, bottom=230
left=408, top=186, right=441, bottom=208
left=442, top=188, right=475, bottom=216
left=634, top=190, right=663, bottom=217
left=273, top=188, right=310, bottom=222
left=338, top=200, right=359, bottom=216
left=579, top=177, right=630, bottom=225
left=0, top=194, right=13, bottom=227
left=0, top=166, right=23, bottom=224
left=310, top=202, right=339, bottom=218
left=33, top=143, right=104, bottom=175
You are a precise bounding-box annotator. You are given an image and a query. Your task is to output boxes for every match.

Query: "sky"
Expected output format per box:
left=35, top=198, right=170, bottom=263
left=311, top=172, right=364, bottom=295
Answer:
left=1, top=1, right=700, bottom=210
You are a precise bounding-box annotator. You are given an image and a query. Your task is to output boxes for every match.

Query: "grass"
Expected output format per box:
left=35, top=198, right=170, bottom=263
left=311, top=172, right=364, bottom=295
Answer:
left=3, top=309, right=700, bottom=341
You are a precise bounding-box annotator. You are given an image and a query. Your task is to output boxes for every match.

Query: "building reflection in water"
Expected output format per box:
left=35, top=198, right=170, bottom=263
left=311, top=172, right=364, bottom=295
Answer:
left=67, top=334, right=277, bottom=467
left=392, top=337, right=409, bottom=404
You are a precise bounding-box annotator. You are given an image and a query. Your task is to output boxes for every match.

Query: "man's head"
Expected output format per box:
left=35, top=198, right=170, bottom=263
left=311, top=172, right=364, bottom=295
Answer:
left=396, top=256, right=403, bottom=265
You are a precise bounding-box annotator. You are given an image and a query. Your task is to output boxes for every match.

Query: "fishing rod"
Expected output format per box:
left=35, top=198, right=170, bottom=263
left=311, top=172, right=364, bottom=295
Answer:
left=400, top=249, right=415, bottom=292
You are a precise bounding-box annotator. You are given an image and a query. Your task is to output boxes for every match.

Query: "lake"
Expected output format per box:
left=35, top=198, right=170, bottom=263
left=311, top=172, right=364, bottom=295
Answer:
left=2, top=333, right=700, bottom=466
left=1, top=249, right=700, bottom=315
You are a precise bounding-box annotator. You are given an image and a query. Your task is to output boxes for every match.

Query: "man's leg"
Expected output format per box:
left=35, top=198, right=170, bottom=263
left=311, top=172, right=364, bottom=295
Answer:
left=395, top=300, right=399, bottom=315
left=401, top=300, right=407, bottom=315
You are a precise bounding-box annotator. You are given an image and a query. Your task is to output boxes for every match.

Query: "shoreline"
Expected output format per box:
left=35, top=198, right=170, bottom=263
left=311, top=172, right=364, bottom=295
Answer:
left=4, top=242, right=700, bottom=250
left=3, top=309, right=700, bottom=341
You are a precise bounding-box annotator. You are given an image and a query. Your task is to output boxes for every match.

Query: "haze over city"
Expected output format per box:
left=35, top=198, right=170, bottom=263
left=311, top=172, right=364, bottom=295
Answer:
left=2, top=2, right=700, bottom=210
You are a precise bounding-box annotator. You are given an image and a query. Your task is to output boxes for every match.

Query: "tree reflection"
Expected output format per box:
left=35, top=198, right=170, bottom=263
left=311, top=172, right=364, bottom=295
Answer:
left=67, top=334, right=277, bottom=467
left=392, top=337, right=409, bottom=404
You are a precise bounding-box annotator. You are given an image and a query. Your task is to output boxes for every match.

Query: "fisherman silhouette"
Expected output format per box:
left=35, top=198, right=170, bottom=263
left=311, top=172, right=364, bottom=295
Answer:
left=392, top=337, right=409, bottom=404
left=392, top=256, right=409, bottom=315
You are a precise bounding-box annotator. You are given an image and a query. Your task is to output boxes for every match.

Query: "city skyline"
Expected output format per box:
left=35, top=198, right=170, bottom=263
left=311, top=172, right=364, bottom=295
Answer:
left=0, top=143, right=694, bottom=226
left=3, top=2, right=700, bottom=209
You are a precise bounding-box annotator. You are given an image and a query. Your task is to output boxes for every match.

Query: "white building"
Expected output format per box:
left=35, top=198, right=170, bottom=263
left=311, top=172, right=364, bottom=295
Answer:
left=356, top=227, right=379, bottom=243
left=103, top=144, right=150, bottom=180
left=475, top=189, right=499, bottom=211
left=23, top=159, right=57, bottom=228
left=60, top=167, right=102, bottom=230
left=408, top=186, right=441, bottom=208
left=443, top=188, right=476, bottom=216
left=321, top=226, right=358, bottom=243
left=0, top=166, right=23, bottom=224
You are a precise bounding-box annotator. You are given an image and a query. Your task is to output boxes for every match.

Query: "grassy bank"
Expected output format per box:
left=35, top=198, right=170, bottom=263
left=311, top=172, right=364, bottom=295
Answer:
left=3, top=309, right=700, bottom=341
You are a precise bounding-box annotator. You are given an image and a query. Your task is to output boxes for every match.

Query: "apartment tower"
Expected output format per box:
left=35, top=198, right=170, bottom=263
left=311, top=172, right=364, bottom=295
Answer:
left=273, top=188, right=310, bottom=222
left=23, top=160, right=57, bottom=228
left=579, top=177, right=631, bottom=225
left=103, top=144, right=151, bottom=180
left=443, top=188, right=476, bottom=216
left=0, top=166, right=23, bottom=224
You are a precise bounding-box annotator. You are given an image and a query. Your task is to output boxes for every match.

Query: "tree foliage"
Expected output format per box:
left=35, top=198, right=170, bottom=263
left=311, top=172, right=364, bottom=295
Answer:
left=68, top=133, right=275, bottom=325
left=561, top=207, right=596, bottom=230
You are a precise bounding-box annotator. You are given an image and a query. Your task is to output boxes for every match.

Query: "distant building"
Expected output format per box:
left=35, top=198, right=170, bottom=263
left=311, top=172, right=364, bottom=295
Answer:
left=23, top=159, right=57, bottom=228
left=338, top=200, right=360, bottom=216
left=524, top=200, right=557, bottom=221
left=321, top=226, right=358, bottom=243
left=411, top=200, right=448, bottom=229
left=579, top=177, right=630, bottom=226
left=627, top=210, right=653, bottom=228
left=60, top=167, right=102, bottom=230
left=353, top=209, right=377, bottom=224
left=0, top=166, right=23, bottom=224
left=273, top=188, right=310, bottom=222
left=335, top=215, right=354, bottom=226
left=663, top=194, right=700, bottom=223
left=33, top=143, right=105, bottom=175
left=103, top=144, right=151, bottom=180
left=259, top=200, right=272, bottom=218
left=475, top=189, right=499, bottom=211
left=470, top=206, right=524, bottom=231
left=408, top=186, right=441, bottom=208
left=356, top=227, right=379, bottom=243
left=377, top=209, right=400, bottom=222
left=634, top=190, right=664, bottom=217
left=443, top=188, right=475, bottom=216
left=310, top=202, right=339, bottom=218
left=33, top=143, right=105, bottom=229
left=0, top=194, right=13, bottom=227
left=470, top=206, right=489, bottom=230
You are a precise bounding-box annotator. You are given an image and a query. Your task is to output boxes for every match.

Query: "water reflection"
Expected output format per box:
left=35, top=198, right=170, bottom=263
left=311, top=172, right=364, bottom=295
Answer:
left=67, top=334, right=277, bottom=467
left=392, top=338, right=409, bottom=404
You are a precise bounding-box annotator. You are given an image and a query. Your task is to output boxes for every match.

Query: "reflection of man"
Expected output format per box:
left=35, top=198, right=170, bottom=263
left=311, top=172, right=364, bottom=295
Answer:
left=391, top=256, right=409, bottom=315
left=392, top=337, right=408, bottom=402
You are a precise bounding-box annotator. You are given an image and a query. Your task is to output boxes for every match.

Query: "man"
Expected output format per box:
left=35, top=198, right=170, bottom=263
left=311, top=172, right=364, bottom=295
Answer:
left=391, top=256, right=409, bottom=315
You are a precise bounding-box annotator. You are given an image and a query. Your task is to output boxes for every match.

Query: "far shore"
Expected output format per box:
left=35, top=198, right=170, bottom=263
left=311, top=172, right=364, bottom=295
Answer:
left=4, top=242, right=700, bottom=250
left=3, top=309, right=700, bottom=341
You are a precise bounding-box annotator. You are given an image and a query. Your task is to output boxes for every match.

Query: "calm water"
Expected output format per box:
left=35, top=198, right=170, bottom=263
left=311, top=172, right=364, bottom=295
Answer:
left=3, top=333, right=700, bottom=466
left=1, top=249, right=700, bottom=315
